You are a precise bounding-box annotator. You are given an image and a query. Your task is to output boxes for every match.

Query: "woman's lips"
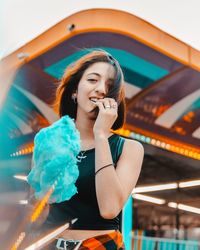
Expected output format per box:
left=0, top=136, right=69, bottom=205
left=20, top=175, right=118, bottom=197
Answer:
left=89, top=98, right=99, bottom=114
left=89, top=97, right=103, bottom=103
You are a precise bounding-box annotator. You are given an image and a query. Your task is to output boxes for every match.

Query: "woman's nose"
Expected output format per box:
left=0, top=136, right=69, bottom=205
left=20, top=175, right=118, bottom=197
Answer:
left=94, top=81, right=106, bottom=95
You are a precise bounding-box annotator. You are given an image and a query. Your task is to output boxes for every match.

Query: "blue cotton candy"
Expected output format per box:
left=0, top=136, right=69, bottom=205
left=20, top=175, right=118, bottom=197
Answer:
left=27, top=115, right=80, bottom=203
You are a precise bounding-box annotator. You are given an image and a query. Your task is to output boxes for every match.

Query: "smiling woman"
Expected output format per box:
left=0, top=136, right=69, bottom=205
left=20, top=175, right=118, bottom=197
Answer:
left=33, top=50, right=144, bottom=250
left=54, top=50, right=126, bottom=131
left=75, top=62, right=117, bottom=122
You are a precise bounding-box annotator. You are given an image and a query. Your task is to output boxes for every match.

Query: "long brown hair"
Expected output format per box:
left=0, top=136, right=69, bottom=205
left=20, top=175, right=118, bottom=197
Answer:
left=53, top=50, right=126, bottom=130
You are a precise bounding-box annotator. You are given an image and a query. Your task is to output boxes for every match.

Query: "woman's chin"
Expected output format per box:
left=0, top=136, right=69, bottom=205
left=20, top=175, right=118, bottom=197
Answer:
left=88, top=107, right=99, bottom=120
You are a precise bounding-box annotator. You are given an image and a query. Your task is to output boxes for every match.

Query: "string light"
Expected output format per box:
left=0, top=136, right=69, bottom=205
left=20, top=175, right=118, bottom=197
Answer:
left=116, top=128, right=200, bottom=160
left=10, top=145, right=34, bottom=157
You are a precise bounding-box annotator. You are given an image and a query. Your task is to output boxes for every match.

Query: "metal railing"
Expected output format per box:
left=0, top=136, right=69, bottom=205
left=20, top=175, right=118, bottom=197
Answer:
left=132, top=235, right=200, bottom=250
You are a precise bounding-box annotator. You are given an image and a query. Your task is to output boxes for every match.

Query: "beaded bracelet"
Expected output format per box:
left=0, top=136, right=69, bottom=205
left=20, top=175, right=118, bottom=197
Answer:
left=95, top=163, right=114, bottom=176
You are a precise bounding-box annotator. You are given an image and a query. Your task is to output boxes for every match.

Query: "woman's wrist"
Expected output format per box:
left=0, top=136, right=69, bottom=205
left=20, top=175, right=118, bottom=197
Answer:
left=94, top=130, right=110, bottom=140
left=94, top=129, right=110, bottom=139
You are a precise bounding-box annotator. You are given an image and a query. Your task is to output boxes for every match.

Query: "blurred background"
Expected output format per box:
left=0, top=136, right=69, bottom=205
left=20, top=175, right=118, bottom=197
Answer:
left=1, top=1, right=200, bottom=249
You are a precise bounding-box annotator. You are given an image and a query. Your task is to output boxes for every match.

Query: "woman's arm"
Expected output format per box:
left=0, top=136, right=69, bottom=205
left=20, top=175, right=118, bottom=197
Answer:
left=95, top=134, right=144, bottom=219
left=93, top=97, right=144, bottom=219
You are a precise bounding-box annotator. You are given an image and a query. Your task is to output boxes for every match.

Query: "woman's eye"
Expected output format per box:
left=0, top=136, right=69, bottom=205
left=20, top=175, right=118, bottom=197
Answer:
left=88, top=79, right=97, bottom=82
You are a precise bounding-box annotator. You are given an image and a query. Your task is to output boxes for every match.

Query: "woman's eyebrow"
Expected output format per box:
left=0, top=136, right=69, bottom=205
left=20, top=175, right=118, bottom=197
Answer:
left=87, top=72, right=100, bottom=77
left=87, top=72, right=114, bottom=81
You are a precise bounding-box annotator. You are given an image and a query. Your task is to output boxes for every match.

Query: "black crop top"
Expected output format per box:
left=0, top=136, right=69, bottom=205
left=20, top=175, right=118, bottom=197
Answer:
left=45, top=134, right=125, bottom=230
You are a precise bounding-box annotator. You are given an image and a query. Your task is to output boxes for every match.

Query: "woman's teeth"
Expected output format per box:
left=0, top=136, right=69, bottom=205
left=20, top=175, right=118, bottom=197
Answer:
left=90, top=98, right=97, bottom=103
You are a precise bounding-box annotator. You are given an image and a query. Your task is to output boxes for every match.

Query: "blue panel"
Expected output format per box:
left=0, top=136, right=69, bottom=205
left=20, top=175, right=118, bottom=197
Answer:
left=44, top=48, right=168, bottom=89
left=122, top=196, right=132, bottom=250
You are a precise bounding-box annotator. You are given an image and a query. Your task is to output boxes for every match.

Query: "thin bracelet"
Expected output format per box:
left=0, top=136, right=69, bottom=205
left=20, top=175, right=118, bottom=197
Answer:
left=95, top=163, right=114, bottom=176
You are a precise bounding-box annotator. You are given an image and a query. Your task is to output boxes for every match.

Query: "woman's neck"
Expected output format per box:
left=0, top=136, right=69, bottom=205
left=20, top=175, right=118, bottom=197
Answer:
left=75, top=115, right=95, bottom=140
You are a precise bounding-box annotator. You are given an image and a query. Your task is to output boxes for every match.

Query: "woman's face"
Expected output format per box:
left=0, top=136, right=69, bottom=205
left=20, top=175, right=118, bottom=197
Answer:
left=76, top=62, right=116, bottom=118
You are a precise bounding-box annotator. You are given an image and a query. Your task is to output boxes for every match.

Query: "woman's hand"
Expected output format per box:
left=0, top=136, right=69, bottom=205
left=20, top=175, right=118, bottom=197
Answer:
left=92, top=98, right=118, bottom=137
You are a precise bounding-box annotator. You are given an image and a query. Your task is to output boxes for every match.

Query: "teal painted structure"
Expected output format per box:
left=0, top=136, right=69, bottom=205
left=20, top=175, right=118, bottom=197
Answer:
left=44, top=47, right=168, bottom=89
left=122, top=196, right=133, bottom=250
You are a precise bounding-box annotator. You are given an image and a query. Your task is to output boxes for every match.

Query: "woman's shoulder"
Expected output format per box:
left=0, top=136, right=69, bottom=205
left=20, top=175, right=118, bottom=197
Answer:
left=117, top=138, right=144, bottom=169
left=111, top=133, right=143, bottom=149
left=110, top=133, right=144, bottom=157
left=123, top=137, right=144, bottom=155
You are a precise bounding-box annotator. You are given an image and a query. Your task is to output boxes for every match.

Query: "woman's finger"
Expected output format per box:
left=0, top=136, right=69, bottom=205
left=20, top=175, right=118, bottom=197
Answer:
left=94, top=99, right=111, bottom=110
left=110, top=100, right=118, bottom=110
left=102, top=99, right=111, bottom=110
left=94, top=100, right=105, bottom=111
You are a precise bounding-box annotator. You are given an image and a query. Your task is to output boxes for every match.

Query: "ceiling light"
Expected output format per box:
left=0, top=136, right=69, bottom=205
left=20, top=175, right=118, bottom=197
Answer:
left=132, top=194, right=165, bottom=205
left=168, top=202, right=178, bottom=208
left=168, top=202, right=200, bottom=214
left=178, top=204, right=200, bottom=214
left=14, top=175, right=27, bottom=181
left=133, top=183, right=178, bottom=193
left=19, top=200, right=28, bottom=205
left=24, top=220, right=77, bottom=250
left=179, top=180, right=200, bottom=188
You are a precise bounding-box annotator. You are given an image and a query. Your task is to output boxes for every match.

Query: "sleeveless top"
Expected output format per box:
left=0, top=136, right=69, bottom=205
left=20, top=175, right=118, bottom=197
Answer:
left=45, top=134, right=125, bottom=230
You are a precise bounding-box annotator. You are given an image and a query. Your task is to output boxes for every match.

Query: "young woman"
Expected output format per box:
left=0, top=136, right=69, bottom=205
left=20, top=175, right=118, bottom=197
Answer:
left=43, top=50, right=144, bottom=249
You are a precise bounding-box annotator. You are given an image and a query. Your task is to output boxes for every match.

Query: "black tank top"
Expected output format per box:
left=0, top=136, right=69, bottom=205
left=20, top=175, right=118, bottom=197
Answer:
left=45, top=134, right=125, bottom=230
